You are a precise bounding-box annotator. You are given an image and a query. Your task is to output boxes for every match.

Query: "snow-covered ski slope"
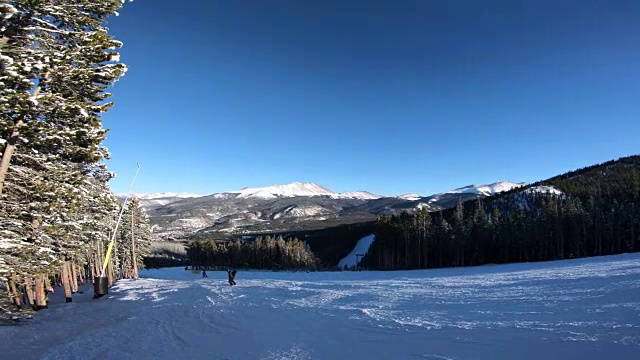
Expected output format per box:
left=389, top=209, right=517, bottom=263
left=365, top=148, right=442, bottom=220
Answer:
left=2, top=254, right=640, bottom=360
left=338, top=234, right=375, bottom=268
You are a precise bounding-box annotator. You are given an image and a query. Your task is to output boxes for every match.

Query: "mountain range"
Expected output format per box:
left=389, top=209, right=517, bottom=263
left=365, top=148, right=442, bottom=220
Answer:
left=119, top=181, right=526, bottom=240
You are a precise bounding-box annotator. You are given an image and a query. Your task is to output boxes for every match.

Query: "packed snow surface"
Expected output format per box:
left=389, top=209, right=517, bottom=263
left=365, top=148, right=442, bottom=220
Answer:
left=2, top=254, right=640, bottom=359
left=338, top=234, right=376, bottom=269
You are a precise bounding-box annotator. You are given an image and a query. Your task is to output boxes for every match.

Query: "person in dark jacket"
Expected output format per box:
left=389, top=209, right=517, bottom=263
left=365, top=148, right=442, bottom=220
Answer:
left=227, top=269, right=237, bottom=286
left=202, top=269, right=208, bottom=277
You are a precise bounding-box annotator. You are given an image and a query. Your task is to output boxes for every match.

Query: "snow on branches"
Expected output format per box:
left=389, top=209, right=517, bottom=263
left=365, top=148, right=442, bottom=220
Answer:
left=0, top=0, right=135, bottom=280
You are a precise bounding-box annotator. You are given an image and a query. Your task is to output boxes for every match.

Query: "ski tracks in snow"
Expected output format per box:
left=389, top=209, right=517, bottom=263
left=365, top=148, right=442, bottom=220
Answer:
left=2, top=254, right=640, bottom=359
left=197, top=257, right=640, bottom=347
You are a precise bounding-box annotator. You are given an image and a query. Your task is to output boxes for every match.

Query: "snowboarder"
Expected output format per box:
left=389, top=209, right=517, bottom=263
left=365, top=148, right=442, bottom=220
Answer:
left=227, top=269, right=237, bottom=286
left=202, top=269, right=208, bottom=278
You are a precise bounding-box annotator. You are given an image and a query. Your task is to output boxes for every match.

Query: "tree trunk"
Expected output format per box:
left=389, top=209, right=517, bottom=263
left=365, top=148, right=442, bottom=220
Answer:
left=90, top=257, right=94, bottom=283
left=132, top=213, right=138, bottom=279
left=0, top=76, right=46, bottom=195
left=24, top=278, right=35, bottom=307
left=8, top=274, right=22, bottom=310
left=97, top=240, right=102, bottom=277
left=94, top=254, right=99, bottom=281
left=107, top=257, right=114, bottom=287
left=113, top=235, right=119, bottom=279
left=99, top=239, right=106, bottom=277
left=96, top=254, right=101, bottom=279
left=62, top=262, right=72, bottom=303
left=35, top=275, right=47, bottom=309
left=70, top=262, right=78, bottom=293
left=0, top=121, right=23, bottom=195
left=92, top=249, right=98, bottom=283
left=80, top=264, right=86, bottom=284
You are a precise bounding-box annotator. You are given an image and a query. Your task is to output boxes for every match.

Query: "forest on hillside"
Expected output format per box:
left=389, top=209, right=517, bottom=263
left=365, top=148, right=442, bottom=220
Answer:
left=249, top=221, right=376, bottom=267
left=186, top=236, right=320, bottom=270
left=182, top=221, right=375, bottom=269
left=364, top=156, right=640, bottom=270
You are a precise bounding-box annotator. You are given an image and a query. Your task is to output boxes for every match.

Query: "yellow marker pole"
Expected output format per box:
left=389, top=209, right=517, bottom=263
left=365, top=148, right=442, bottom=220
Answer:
left=101, top=241, right=116, bottom=276
left=100, top=162, right=140, bottom=278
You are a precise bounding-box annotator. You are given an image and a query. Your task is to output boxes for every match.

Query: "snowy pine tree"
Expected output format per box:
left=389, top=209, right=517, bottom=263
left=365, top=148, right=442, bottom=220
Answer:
left=0, top=0, right=128, bottom=295
left=75, top=165, right=120, bottom=279
left=117, top=197, right=154, bottom=278
left=0, top=0, right=127, bottom=192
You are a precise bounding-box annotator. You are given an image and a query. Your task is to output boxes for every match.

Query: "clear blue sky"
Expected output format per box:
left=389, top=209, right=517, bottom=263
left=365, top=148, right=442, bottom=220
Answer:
left=103, top=0, right=640, bottom=196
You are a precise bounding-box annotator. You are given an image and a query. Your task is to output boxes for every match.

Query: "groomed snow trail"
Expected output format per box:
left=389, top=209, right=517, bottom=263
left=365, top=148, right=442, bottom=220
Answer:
left=338, top=234, right=375, bottom=268
left=2, top=254, right=640, bottom=359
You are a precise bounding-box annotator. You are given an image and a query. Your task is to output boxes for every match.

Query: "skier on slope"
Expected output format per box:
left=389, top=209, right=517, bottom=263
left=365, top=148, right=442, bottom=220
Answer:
left=227, top=269, right=237, bottom=286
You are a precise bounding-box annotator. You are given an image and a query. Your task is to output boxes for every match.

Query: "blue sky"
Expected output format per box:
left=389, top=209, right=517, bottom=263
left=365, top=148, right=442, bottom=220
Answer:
left=103, top=0, right=640, bottom=196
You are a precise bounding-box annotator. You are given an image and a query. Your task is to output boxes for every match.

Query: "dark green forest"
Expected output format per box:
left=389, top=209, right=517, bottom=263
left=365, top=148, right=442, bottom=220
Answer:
left=265, top=221, right=375, bottom=267
left=186, top=236, right=320, bottom=270
left=182, top=221, right=375, bottom=269
left=363, top=155, right=640, bottom=270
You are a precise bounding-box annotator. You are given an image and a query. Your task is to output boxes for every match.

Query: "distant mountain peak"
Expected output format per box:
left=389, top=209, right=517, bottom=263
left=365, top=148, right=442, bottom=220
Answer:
left=134, top=179, right=531, bottom=238
left=119, top=192, right=203, bottom=200
left=447, top=181, right=526, bottom=196
left=399, top=193, right=421, bottom=201
left=336, top=191, right=381, bottom=200
left=221, top=182, right=381, bottom=200
left=224, top=182, right=335, bottom=199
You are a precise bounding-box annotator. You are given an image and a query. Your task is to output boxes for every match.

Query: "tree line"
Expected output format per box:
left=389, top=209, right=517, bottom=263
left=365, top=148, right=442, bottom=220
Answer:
left=364, top=156, right=640, bottom=270
left=186, top=236, right=320, bottom=270
left=0, top=0, right=149, bottom=317
left=143, top=241, right=189, bottom=269
left=242, top=221, right=376, bottom=268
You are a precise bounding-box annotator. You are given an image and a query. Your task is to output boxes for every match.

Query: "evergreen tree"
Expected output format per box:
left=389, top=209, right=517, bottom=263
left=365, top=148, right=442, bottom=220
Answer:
left=0, top=0, right=129, bottom=305
left=0, top=152, right=83, bottom=277
left=117, top=197, right=154, bottom=278
left=186, top=235, right=320, bottom=270
left=362, top=156, right=640, bottom=271
left=0, top=0, right=127, bottom=193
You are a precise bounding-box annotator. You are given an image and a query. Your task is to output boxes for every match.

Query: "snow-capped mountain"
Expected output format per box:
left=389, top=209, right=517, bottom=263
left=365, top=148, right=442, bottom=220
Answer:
left=221, top=182, right=381, bottom=200
left=445, top=181, right=526, bottom=196
left=333, top=191, right=380, bottom=200
left=136, top=192, right=202, bottom=200
left=398, top=193, right=421, bottom=201
left=394, top=182, right=524, bottom=203
left=227, top=182, right=335, bottom=199
left=137, top=180, right=530, bottom=239
left=117, top=192, right=203, bottom=207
